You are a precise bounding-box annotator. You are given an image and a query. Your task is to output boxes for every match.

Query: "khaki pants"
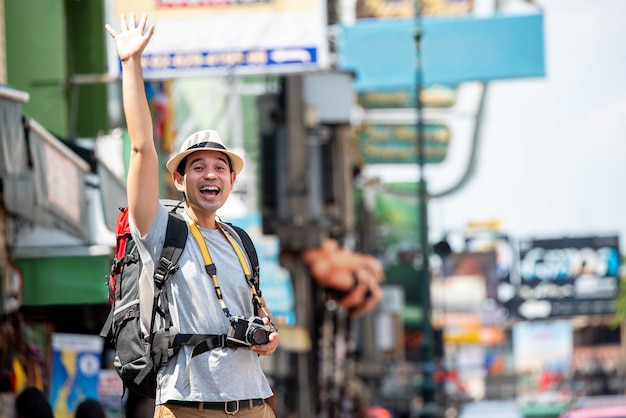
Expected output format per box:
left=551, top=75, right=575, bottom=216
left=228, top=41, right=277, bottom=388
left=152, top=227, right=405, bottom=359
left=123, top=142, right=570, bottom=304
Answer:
left=154, top=402, right=276, bottom=418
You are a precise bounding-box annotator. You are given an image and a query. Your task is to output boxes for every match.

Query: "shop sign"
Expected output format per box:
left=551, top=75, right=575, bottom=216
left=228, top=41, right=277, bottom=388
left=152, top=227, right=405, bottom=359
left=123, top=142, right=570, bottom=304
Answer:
left=358, top=123, right=450, bottom=164
left=357, top=84, right=459, bottom=109
left=109, top=0, right=329, bottom=78
left=355, top=0, right=474, bottom=19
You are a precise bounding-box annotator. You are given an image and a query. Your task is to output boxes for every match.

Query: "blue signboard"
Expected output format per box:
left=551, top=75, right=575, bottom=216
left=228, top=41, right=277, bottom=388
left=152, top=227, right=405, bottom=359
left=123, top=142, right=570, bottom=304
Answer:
left=337, top=13, right=545, bottom=91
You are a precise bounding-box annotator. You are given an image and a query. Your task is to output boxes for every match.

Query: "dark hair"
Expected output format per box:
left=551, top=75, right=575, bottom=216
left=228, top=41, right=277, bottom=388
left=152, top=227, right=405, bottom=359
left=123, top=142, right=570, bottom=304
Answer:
left=15, top=387, right=54, bottom=418
left=75, top=398, right=106, bottom=418
left=175, top=152, right=233, bottom=175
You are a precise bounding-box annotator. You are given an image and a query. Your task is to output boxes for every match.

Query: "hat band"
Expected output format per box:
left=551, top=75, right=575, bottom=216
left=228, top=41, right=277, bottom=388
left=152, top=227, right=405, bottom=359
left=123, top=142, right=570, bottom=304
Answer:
left=185, top=141, right=227, bottom=152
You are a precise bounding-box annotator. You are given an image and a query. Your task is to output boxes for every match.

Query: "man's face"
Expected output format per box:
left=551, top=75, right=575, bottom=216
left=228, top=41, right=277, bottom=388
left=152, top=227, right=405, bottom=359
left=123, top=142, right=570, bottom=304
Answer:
left=174, top=149, right=236, bottom=213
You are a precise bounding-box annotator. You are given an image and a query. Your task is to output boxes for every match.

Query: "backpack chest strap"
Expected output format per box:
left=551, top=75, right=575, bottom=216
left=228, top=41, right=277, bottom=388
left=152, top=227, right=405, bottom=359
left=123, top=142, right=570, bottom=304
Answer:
left=174, top=333, right=241, bottom=388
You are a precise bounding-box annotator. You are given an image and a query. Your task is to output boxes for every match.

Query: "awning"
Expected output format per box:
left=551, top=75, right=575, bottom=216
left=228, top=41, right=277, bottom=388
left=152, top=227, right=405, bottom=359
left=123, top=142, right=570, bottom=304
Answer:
left=14, top=254, right=110, bottom=306
left=2, top=116, right=91, bottom=242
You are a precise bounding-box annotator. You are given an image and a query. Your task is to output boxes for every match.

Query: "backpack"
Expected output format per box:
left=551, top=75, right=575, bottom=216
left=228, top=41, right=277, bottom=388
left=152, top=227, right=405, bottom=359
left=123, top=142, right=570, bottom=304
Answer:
left=100, top=200, right=261, bottom=399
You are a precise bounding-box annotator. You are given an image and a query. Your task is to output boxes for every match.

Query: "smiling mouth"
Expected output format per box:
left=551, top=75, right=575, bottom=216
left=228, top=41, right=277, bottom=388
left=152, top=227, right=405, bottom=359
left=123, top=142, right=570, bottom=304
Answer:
left=200, top=185, right=220, bottom=196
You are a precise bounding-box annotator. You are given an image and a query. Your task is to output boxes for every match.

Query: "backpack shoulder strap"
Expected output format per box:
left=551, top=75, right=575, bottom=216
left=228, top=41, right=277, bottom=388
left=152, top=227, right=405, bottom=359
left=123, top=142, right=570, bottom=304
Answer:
left=138, top=211, right=189, bottom=387
left=220, top=222, right=259, bottom=281
left=219, top=222, right=262, bottom=315
left=153, top=212, right=188, bottom=288
left=230, top=224, right=259, bottom=275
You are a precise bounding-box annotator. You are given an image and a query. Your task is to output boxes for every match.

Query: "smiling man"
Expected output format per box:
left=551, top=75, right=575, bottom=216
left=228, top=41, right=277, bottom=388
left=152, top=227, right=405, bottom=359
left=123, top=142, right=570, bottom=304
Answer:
left=106, top=12, right=279, bottom=418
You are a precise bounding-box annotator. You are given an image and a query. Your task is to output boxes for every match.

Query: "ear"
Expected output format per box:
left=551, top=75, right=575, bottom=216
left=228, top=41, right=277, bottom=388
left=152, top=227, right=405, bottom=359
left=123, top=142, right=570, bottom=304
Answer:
left=230, top=171, right=237, bottom=185
left=172, top=172, right=185, bottom=192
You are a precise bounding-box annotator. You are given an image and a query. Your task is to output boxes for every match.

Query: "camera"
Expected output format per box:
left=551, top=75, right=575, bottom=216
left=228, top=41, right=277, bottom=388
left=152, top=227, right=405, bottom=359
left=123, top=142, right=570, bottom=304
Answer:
left=227, top=315, right=271, bottom=346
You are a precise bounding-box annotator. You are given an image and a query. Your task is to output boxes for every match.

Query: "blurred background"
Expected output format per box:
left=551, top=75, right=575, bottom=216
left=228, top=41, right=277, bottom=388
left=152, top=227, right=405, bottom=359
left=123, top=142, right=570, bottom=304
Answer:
left=0, top=0, right=625, bottom=417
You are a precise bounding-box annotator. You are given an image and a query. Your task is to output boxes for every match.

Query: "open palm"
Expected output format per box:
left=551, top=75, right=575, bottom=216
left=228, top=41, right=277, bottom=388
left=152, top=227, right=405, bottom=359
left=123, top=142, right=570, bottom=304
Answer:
left=105, top=12, right=154, bottom=62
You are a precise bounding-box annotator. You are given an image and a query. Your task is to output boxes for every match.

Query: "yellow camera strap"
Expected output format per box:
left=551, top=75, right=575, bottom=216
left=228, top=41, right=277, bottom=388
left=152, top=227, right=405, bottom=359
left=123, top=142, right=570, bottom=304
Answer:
left=188, top=222, right=262, bottom=318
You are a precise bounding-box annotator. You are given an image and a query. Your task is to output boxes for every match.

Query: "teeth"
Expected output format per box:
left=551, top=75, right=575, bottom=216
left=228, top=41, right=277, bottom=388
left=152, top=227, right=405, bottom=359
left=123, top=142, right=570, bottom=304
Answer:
left=201, top=186, right=219, bottom=192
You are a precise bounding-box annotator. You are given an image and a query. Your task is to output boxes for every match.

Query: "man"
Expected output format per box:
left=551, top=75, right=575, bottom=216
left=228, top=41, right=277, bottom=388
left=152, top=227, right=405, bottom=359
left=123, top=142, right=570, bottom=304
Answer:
left=105, top=12, right=278, bottom=417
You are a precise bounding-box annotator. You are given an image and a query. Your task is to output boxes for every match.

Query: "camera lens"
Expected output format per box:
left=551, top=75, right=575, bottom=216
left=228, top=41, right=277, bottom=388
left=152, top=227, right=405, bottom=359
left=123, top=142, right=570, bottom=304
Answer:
left=249, top=327, right=269, bottom=345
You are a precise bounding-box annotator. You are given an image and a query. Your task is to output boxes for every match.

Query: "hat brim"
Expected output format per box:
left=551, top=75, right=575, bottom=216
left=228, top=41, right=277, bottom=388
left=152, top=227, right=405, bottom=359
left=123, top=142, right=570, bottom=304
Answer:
left=166, top=148, right=244, bottom=175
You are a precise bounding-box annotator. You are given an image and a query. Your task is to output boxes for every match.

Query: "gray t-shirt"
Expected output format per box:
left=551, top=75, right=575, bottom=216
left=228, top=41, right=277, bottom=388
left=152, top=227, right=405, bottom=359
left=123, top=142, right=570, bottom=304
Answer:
left=130, top=203, right=273, bottom=405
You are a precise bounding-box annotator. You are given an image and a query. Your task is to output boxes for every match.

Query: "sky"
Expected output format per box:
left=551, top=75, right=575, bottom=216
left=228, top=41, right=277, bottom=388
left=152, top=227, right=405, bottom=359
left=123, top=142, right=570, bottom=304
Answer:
left=421, top=0, right=626, bottom=250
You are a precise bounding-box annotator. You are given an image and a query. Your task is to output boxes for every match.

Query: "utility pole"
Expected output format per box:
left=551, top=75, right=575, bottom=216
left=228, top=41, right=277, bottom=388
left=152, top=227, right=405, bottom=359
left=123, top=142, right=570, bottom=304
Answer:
left=415, top=2, right=438, bottom=417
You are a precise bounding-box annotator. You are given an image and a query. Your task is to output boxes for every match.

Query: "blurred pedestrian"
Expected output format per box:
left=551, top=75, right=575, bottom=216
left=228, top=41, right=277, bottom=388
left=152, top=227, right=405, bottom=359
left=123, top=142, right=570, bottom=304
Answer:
left=75, top=398, right=106, bottom=418
left=15, top=387, right=54, bottom=418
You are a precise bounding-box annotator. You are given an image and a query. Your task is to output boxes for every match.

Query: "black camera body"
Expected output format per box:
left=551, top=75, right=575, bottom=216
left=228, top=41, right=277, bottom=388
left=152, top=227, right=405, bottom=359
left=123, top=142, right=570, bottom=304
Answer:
left=227, top=315, right=271, bottom=346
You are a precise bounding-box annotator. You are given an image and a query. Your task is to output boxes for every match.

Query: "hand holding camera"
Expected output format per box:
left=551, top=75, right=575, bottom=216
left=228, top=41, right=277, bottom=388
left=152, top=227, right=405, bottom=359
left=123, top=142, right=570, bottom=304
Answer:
left=227, top=315, right=272, bottom=346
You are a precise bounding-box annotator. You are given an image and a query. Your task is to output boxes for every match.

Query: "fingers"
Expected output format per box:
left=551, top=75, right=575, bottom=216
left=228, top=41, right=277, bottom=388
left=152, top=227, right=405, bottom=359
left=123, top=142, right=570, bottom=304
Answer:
left=145, top=23, right=156, bottom=42
left=252, top=337, right=278, bottom=356
left=138, top=13, right=148, bottom=32
left=109, top=12, right=151, bottom=36
left=104, top=24, right=117, bottom=38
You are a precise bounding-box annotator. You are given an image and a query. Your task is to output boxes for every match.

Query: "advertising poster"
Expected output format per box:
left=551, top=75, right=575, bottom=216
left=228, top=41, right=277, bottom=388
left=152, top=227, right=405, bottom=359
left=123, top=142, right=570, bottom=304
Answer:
left=513, top=320, right=573, bottom=406
left=50, top=333, right=104, bottom=418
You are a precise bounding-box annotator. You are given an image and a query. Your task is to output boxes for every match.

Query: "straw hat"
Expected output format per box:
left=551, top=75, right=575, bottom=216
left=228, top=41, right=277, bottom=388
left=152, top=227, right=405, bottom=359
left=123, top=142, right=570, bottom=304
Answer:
left=165, top=130, right=244, bottom=175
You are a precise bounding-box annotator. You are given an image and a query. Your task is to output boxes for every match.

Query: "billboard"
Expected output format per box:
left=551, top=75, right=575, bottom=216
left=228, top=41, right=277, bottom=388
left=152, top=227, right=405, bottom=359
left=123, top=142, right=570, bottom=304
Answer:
left=502, top=236, right=620, bottom=319
left=107, top=0, right=330, bottom=79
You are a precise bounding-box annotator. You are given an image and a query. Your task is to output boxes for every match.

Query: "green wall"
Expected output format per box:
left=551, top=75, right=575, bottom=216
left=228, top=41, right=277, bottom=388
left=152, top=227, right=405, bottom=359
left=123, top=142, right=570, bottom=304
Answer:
left=65, top=0, right=108, bottom=137
left=5, top=0, right=108, bottom=138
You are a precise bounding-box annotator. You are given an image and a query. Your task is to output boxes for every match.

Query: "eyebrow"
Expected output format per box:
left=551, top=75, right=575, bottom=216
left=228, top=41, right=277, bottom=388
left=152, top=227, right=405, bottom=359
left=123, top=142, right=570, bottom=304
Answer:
left=189, top=154, right=229, bottom=167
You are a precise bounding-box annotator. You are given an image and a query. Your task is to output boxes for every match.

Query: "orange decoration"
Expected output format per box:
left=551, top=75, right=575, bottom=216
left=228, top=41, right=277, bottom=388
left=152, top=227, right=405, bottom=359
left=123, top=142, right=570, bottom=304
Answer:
left=301, top=239, right=386, bottom=317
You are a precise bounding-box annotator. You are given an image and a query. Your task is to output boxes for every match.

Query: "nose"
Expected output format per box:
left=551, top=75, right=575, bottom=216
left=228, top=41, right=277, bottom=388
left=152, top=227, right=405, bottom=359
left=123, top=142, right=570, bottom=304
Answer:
left=204, top=169, right=217, bottom=179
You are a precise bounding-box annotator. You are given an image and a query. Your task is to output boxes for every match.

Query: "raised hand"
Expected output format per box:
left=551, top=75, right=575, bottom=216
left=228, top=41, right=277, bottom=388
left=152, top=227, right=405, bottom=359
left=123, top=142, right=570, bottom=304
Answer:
left=105, top=12, right=155, bottom=62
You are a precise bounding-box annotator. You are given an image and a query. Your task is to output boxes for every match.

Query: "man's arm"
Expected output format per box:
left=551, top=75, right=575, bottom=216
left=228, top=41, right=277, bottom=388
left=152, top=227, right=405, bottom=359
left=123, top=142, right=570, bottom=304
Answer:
left=106, top=12, right=159, bottom=236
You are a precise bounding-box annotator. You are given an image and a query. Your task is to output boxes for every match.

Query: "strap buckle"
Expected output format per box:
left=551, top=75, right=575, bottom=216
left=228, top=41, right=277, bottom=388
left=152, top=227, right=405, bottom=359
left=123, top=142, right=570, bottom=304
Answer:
left=225, top=400, right=240, bottom=415
left=154, top=256, right=179, bottom=287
